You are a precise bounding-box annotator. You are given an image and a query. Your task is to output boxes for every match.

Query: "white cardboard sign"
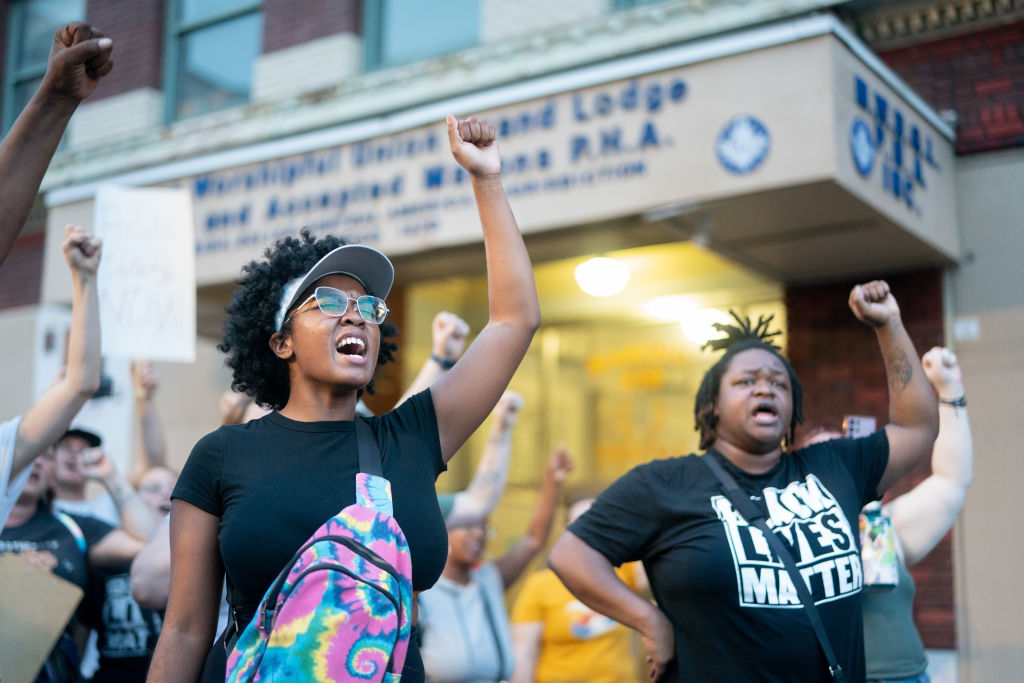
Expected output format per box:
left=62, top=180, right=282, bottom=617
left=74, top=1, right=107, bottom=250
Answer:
left=94, top=186, right=196, bottom=362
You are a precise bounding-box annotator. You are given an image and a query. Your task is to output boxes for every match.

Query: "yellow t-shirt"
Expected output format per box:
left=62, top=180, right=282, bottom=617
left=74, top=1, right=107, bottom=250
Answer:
left=510, top=564, right=641, bottom=683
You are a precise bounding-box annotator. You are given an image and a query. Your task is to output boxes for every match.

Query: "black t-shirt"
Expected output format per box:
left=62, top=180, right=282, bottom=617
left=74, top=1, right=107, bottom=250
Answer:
left=1, top=507, right=113, bottom=682
left=0, top=506, right=112, bottom=590
left=81, top=562, right=163, bottom=682
left=569, top=431, right=889, bottom=683
left=173, top=390, right=447, bottom=679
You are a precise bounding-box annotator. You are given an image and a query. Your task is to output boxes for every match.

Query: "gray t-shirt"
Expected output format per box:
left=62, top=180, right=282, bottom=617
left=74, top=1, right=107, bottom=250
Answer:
left=0, top=415, right=28, bottom=528
left=418, top=563, right=514, bottom=682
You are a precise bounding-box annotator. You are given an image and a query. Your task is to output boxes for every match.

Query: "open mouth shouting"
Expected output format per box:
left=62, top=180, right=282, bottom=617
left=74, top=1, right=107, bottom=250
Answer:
left=335, top=333, right=368, bottom=363
left=751, top=401, right=779, bottom=425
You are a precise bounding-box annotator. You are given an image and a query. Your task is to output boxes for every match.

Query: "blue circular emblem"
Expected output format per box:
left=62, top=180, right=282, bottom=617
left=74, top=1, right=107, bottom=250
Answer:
left=850, top=117, right=874, bottom=176
left=716, top=115, right=770, bottom=175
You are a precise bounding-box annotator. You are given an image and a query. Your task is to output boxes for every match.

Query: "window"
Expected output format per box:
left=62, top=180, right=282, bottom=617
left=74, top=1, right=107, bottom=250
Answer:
left=365, top=0, right=479, bottom=69
left=3, top=0, right=85, bottom=134
left=165, top=0, right=263, bottom=121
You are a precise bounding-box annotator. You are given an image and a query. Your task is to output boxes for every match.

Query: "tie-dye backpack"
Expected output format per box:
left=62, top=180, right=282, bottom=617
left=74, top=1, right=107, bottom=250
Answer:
left=225, top=418, right=413, bottom=682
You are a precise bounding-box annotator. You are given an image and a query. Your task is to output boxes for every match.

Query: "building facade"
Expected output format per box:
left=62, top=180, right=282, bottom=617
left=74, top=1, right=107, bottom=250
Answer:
left=2, top=1, right=1021, bottom=679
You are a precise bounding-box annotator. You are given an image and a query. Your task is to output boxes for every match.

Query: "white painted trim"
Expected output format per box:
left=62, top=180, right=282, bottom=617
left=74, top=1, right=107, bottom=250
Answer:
left=46, top=13, right=953, bottom=208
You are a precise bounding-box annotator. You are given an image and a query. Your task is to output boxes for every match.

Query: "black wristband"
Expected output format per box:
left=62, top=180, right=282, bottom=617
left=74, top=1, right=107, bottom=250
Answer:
left=938, top=395, right=967, bottom=407
left=430, top=353, right=457, bottom=370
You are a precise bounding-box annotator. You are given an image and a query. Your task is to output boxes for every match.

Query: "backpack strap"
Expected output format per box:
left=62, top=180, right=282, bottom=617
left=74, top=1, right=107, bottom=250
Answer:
left=54, top=510, right=87, bottom=556
left=354, top=416, right=383, bottom=477
left=700, top=452, right=847, bottom=682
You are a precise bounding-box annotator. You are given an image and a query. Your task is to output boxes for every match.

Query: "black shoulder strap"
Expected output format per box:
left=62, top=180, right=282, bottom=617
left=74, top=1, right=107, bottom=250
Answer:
left=354, top=415, right=383, bottom=477
left=700, top=453, right=847, bottom=682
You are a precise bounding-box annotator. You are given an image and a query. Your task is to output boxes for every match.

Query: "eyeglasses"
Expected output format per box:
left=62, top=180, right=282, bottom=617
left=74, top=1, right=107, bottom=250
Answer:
left=286, top=287, right=389, bottom=326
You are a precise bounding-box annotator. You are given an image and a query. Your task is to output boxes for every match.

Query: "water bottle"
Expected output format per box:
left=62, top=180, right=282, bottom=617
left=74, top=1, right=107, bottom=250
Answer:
left=859, top=501, right=899, bottom=590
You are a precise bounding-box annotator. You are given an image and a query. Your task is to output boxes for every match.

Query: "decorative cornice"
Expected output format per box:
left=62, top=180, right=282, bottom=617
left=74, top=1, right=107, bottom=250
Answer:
left=845, top=0, right=1024, bottom=49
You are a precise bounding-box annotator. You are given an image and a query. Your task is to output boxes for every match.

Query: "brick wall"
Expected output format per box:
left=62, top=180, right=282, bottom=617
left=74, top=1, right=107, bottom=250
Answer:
left=786, top=269, right=953, bottom=648
left=84, top=0, right=163, bottom=100
left=878, top=20, right=1024, bottom=154
left=263, top=0, right=360, bottom=53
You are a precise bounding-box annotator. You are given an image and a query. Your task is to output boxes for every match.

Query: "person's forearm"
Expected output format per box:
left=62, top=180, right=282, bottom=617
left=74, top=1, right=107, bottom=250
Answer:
left=510, top=624, right=542, bottom=683
left=131, top=399, right=167, bottom=483
left=932, top=399, right=973, bottom=489
left=104, top=472, right=157, bottom=540
left=496, top=476, right=563, bottom=586
left=876, top=319, right=938, bottom=435
left=11, top=268, right=100, bottom=476
left=0, top=91, right=78, bottom=263
left=131, top=522, right=171, bottom=609
left=147, top=627, right=213, bottom=683
left=472, top=176, right=541, bottom=331
left=464, top=426, right=513, bottom=509
left=524, top=476, right=561, bottom=549
left=65, top=268, right=103, bottom=398
left=549, top=532, right=661, bottom=635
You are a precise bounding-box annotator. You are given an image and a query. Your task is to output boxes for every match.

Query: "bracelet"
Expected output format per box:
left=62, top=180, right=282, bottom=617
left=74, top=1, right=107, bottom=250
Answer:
left=430, top=353, right=457, bottom=370
left=938, top=395, right=967, bottom=407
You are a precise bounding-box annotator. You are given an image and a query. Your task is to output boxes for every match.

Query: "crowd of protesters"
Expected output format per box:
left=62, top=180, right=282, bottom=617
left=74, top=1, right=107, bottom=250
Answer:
left=0, top=22, right=976, bottom=683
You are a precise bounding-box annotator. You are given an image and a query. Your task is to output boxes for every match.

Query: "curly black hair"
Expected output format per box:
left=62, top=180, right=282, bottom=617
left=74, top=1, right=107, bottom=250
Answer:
left=218, top=230, right=399, bottom=410
left=693, top=311, right=803, bottom=450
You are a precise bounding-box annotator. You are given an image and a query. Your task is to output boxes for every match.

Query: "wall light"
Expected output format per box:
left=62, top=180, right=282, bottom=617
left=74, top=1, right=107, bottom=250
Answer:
left=574, top=257, right=630, bottom=297
left=680, top=308, right=732, bottom=345
left=641, top=294, right=698, bottom=321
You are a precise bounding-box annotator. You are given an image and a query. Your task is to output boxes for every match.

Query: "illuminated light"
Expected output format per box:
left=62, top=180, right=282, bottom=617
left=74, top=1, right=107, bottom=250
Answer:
left=574, top=257, right=630, bottom=297
left=680, top=308, right=732, bottom=345
left=641, top=295, right=698, bottom=321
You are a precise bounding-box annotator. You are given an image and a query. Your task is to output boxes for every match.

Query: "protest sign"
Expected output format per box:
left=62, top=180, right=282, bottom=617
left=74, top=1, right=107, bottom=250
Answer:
left=94, top=186, right=196, bottom=362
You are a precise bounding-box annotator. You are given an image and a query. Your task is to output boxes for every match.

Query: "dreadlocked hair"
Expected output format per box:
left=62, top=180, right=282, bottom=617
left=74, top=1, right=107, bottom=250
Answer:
left=218, top=230, right=399, bottom=411
left=693, top=311, right=803, bottom=451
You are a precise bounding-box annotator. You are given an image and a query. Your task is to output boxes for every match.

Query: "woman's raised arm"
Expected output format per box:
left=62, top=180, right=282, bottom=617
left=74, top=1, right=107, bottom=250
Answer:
left=885, top=347, right=973, bottom=566
left=430, top=116, right=541, bottom=461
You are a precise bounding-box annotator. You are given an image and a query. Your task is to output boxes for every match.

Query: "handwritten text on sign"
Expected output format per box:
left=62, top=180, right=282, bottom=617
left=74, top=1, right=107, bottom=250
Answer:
left=94, top=186, right=196, bottom=362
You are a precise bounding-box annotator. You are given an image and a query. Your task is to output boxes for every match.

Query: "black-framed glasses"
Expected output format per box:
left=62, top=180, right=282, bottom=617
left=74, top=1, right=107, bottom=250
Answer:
left=286, top=286, right=389, bottom=325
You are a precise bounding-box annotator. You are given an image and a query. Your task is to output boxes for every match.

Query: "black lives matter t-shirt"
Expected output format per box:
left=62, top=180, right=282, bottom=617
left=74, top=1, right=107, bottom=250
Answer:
left=569, top=431, right=889, bottom=683
left=81, top=562, right=163, bottom=682
left=173, top=390, right=448, bottom=680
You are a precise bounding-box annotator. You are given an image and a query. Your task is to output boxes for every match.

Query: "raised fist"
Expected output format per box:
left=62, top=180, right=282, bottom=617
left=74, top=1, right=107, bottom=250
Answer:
left=545, top=445, right=574, bottom=486
left=493, top=390, right=524, bottom=432
left=848, top=280, right=900, bottom=328
left=62, top=224, right=102, bottom=275
left=432, top=311, right=470, bottom=361
left=446, top=115, right=501, bottom=178
left=42, top=22, right=114, bottom=102
left=131, top=360, right=158, bottom=401
left=922, top=346, right=964, bottom=399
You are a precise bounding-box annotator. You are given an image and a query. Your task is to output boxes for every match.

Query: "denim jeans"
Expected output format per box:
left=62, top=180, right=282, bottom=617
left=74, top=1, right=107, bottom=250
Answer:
left=868, top=673, right=931, bottom=683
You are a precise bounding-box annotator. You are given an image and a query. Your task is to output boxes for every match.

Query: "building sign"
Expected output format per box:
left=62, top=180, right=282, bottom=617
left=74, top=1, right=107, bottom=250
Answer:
left=43, top=33, right=958, bottom=295
left=716, top=115, right=771, bottom=175
left=831, top=42, right=957, bottom=255
left=848, top=74, right=942, bottom=215
left=179, top=70, right=698, bottom=284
